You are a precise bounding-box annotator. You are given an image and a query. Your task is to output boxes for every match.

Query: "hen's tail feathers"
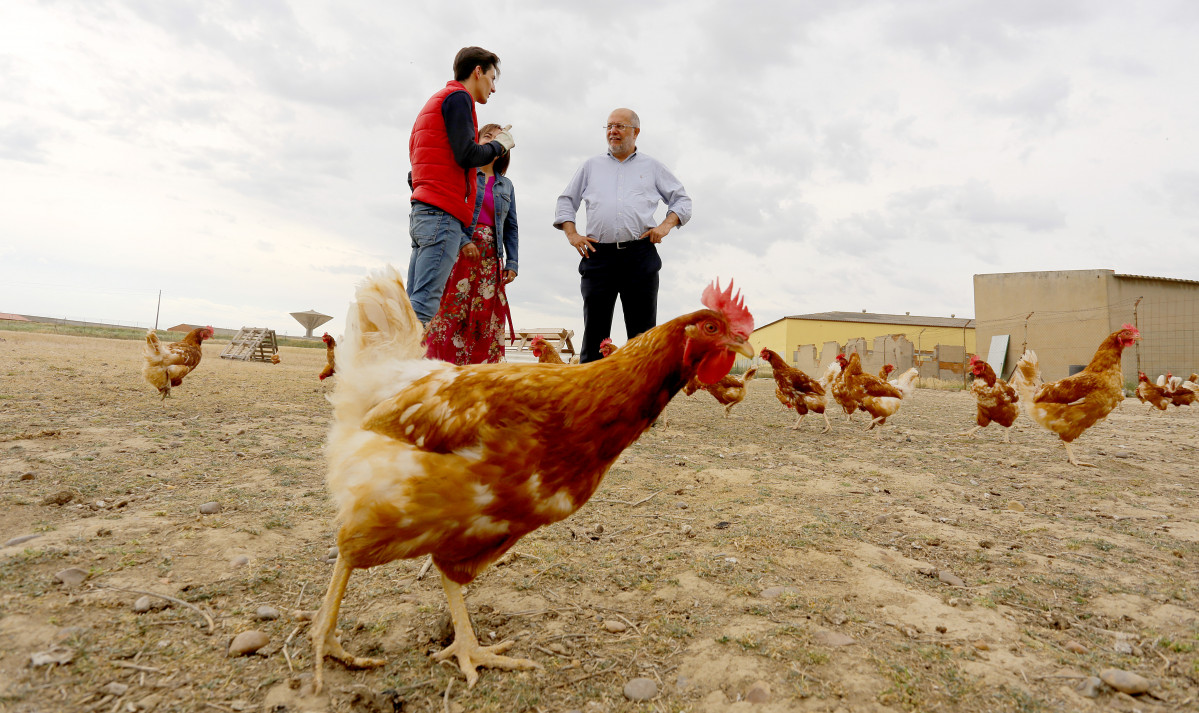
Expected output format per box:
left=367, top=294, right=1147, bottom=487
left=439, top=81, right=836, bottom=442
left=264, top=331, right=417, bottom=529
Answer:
left=340, top=265, right=424, bottom=370
left=820, top=361, right=840, bottom=388
left=742, top=366, right=758, bottom=384
left=1010, top=349, right=1041, bottom=414
left=894, top=368, right=920, bottom=397
left=329, top=265, right=426, bottom=421
left=142, top=331, right=170, bottom=395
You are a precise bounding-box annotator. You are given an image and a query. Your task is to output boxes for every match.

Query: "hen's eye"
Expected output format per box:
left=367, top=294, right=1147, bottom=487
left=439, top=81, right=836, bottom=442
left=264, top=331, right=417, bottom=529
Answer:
left=703, top=322, right=718, bottom=334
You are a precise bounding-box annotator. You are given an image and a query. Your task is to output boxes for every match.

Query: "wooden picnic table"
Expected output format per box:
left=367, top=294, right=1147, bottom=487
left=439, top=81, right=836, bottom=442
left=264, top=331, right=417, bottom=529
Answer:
left=510, top=328, right=575, bottom=358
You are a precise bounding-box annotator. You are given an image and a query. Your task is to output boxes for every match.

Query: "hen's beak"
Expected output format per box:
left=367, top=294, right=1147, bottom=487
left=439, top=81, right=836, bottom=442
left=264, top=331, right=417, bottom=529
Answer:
left=730, top=338, right=755, bottom=359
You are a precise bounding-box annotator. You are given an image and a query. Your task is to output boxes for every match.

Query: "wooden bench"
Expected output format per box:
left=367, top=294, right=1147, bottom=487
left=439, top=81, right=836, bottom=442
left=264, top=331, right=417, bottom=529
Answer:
left=510, top=328, right=576, bottom=358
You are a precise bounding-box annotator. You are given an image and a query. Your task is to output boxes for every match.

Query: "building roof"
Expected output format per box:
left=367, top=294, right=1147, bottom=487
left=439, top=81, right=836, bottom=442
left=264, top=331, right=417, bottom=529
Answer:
left=773, top=311, right=975, bottom=329
left=0, top=313, right=31, bottom=321
left=977, top=268, right=1199, bottom=286
left=1114, top=273, right=1199, bottom=285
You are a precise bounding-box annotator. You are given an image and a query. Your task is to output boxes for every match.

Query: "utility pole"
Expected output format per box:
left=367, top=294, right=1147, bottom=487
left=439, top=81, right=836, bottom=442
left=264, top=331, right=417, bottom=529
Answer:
left=154, top=290, right=162, bottom=331
left=1133, top=297, right=1142, bottom=376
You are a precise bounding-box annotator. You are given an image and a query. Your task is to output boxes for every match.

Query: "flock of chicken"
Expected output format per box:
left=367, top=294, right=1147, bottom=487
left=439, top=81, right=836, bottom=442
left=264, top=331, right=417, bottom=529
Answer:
left=755, top=349, right=919, bottom=435
left=530, top=322, right=1194, bottom=471
left=1137, top=369, right=1198, bottom=410
left=140, top=326, right=338, bottom=395
left=134, top=282, right=1193, bottom=695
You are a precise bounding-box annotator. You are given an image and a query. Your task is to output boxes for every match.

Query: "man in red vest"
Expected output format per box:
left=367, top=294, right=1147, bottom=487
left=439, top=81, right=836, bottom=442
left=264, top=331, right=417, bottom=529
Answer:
left=407, top=47, right=515, bottom=325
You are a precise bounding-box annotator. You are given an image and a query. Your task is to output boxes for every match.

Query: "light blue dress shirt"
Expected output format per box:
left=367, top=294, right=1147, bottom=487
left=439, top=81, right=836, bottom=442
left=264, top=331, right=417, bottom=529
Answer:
left=554, top=151, right=692, bottom=243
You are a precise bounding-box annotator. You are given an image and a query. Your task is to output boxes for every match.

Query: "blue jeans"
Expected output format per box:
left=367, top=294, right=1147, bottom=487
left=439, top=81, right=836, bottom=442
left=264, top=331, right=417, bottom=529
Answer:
left=407, top=202, right=468, bottom=324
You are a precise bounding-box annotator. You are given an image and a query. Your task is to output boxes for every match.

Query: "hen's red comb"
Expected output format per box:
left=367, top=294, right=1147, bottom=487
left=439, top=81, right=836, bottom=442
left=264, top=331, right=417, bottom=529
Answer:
left=600, top=338, right=613, bottom=347
left=1121, top=323, right=1138, bottom=332
left=969, top=355, right=979, bottom=364
left=702, top=279, right=753, bottom=337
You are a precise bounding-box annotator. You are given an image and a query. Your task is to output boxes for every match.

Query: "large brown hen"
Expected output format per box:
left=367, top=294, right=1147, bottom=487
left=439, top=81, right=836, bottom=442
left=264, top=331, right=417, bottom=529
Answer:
left=1011, top=324, right=1140, bottom=466
left=759, top=348, right=831, bottom=432
left=958, top=355, right=1020, bottom=442
left=141, top=326, right=213, bottom=398
left=310, top=268, right=754, bottom=692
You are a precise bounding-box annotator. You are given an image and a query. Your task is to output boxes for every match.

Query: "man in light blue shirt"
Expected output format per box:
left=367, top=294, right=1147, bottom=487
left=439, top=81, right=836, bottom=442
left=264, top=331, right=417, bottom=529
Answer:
left=554, top=108, right=693, bottom=363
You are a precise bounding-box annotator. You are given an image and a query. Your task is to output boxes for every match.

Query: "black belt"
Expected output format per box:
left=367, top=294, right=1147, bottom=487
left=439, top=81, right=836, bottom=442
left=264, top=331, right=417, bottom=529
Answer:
left=593, top=236, right=648, bottom=251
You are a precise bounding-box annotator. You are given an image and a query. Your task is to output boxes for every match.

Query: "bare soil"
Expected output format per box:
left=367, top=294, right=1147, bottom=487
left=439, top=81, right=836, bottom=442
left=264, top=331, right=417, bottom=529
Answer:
left=1, top=331, right=1198, bottom=713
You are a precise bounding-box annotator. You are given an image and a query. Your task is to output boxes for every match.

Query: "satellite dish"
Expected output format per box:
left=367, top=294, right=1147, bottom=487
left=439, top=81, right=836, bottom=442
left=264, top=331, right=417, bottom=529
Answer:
left=290, top=309, right=332, bottom=338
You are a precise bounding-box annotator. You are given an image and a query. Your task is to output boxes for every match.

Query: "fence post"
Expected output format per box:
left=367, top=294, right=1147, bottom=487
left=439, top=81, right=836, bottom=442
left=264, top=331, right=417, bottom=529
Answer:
left=962, top=323, right=968, bottom=388
left=1133, top=296, right=1142, bottom=376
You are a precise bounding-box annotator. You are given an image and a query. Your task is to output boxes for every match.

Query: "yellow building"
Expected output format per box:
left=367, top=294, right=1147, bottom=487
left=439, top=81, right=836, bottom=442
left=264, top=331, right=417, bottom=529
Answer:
left=752, top=311, right=976, bottom=365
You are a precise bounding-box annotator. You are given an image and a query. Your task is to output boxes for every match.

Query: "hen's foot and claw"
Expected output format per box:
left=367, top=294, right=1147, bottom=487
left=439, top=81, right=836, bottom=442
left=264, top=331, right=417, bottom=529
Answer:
left=436, top=574, right=541, bottom=688
left=320, top=631, right=386, bottom=670
left=310, top=557, right=386, bottom=695
left=432, top=636, right=540, bottom=688
left=1063, top=442, right=1096, bottom=468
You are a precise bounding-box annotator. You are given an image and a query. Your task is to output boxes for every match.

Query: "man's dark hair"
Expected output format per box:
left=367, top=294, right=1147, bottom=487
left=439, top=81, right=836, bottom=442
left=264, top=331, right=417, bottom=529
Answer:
left=453, top=47, right=500, bottom=82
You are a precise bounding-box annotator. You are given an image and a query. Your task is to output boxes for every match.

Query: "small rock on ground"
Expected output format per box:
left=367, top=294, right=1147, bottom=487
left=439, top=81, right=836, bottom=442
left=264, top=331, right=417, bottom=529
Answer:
left=54, top=568, right=88, bottom=587
left=746, top=681, right=771, bottom=703
left=255, top=606, right=280, bottom=621
left=199, top=501, right=222, bottom=514
left=29, top=647, right=75, bottom=667
left=815, top=631, right=855, bottom=647
left=623, top=677, right=657, bottom=701
left=41, top=490, right=74, bottom=506
left=1099, top=668, right=1151, bottom=695
left=938, top=570, right=966, bottom=587
left=4, top=534, right=40, bottom=547
left=228, top=630, right=270, bottom=656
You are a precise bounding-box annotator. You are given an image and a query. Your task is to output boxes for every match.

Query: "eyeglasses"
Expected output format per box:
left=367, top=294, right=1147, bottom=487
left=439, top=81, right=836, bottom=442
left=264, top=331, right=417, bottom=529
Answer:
left=604, top=123, right=635, bottom=131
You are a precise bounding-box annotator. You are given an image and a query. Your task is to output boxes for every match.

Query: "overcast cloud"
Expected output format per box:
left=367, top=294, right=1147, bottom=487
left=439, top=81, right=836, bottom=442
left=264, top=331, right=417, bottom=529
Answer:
left=2, top=0, right=1196, bottom=342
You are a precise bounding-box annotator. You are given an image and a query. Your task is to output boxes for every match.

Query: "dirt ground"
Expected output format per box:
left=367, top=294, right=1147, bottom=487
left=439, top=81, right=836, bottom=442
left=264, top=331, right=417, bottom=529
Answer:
left=1, top=330, right=1198, bottom=713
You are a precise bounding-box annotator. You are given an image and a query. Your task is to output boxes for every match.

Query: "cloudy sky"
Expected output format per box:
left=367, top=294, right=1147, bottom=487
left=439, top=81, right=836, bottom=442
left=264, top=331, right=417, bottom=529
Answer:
left=3, top=1, right=1197, bottom=342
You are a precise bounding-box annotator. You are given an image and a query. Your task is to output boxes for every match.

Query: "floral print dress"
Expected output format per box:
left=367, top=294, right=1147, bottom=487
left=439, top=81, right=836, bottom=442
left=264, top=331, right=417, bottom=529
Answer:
left=423, top=224, right=510, bottom=364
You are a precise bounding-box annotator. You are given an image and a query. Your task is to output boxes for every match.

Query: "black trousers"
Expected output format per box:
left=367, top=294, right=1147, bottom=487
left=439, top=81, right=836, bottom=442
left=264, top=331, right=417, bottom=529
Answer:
left=578, top=240, right=661, bottom=363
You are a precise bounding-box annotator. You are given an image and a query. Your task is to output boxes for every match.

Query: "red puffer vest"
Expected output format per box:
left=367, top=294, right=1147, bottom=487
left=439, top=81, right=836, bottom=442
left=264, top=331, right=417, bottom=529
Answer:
left=410, top=81, right=477, bottom=226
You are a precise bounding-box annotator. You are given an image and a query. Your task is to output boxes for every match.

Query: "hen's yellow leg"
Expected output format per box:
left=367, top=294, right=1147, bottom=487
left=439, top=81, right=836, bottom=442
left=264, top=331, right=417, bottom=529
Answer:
left=432, top=572, right=541, bottom=688
left=310, top=556, right=386, bottom=695
left=1063, top=442, right=1096, bottom=467
left=820, top=412, right=831, bottom=434
left=957, top=425, right=981, bottom=438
